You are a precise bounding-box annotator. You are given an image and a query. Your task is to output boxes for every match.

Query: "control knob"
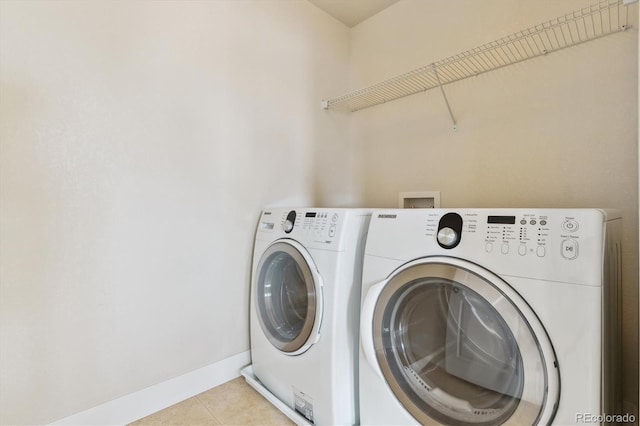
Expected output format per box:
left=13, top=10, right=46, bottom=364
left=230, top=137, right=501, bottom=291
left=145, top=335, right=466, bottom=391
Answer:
left=437, top=227, right=459, bottom=248
left=282, top=220, right=294, bottom=233
left=283, top=210, right=296, bottom=233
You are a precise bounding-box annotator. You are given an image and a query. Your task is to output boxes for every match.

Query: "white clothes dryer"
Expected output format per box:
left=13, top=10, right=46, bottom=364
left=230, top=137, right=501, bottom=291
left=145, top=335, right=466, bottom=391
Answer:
left=247, top=207, right=371, bottom=425
left=359, top=209, right=622, bottom=425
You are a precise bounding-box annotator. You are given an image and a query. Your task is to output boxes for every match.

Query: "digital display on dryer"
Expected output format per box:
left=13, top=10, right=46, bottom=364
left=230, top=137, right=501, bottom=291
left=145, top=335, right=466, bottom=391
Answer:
left=488, top=215, right=516, bottom=224
left=305, top=212, right=317, bottom=218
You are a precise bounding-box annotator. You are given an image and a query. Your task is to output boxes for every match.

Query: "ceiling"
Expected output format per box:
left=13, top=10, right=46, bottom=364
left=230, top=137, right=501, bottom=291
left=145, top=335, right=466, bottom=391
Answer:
left=307, top=0, right=401, bottom=27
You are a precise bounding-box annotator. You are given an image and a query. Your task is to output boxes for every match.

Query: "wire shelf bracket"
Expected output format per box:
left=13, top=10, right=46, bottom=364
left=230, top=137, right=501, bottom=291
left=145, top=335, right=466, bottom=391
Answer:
left=432, top=64, right=457, bottom=130
left=321, top=0, right=633, bottom=130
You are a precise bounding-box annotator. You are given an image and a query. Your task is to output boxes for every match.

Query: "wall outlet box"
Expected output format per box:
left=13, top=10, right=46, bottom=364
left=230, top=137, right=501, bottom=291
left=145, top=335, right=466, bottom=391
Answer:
left=399, top=191, right=441, bottom=208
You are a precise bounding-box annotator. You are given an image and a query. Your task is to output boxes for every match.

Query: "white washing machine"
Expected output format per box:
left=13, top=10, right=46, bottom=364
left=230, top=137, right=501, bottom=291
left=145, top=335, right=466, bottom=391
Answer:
left=245, top=207, right=371, bottom=425
left=359, top=209, right=622, bottom=425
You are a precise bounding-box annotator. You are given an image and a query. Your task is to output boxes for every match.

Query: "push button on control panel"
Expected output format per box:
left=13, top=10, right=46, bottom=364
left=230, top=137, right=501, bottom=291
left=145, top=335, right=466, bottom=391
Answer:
left=518, top=244, right=526, bottom=256
left=561, top=239, right=579, bottom=260
left=561, top=220, right=579, bottom=233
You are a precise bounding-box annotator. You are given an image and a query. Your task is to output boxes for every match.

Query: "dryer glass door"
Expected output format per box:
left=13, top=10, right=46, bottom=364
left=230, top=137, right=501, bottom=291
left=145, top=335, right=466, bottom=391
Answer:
left=256, top=241, right=322, bottom=355
left=371, top=260, right=558, bottom=425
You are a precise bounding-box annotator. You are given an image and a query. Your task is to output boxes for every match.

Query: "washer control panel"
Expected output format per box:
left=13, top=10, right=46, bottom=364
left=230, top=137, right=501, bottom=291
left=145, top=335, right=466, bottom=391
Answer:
left=257, top=208, right=371, bottom=251
left=279, top=209, right=340, bottom=241
left=255, top=209, right=344, bottom=247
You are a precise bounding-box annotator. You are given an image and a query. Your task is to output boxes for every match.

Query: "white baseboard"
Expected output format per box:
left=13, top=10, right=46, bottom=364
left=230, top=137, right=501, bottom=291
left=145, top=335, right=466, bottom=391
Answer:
left=50, top=350, right=251, bottom=425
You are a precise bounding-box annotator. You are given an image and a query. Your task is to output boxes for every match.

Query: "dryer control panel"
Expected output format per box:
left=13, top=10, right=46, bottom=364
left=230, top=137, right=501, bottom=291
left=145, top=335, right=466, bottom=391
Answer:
left=366, top=208, right=617, bottom=286
left=482, top=213, right=580, bottom=261
left=429, top=211, right=584, bottom=261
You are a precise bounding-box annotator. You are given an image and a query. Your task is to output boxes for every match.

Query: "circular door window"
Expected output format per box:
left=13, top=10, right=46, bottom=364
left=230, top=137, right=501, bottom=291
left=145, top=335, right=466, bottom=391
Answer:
left=371, top=259, right=559, bottom=425
left=256, top=240, right=322, bottom=355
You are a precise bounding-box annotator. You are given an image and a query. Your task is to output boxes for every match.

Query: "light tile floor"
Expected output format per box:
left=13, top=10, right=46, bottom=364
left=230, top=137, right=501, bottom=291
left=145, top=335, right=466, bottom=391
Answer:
left=129, top=377, right=294, bottom=425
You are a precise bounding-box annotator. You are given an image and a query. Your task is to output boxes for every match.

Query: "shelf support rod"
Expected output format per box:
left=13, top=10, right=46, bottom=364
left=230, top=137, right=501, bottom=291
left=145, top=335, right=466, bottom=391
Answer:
left=431, top=64, right=457, bottom=131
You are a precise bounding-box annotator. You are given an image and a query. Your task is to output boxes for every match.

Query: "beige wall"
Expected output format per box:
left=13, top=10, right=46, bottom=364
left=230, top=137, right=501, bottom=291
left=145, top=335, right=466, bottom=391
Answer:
left=0, top=1, right=349, bottom=424
left=348, top=0, right=639, bottom=413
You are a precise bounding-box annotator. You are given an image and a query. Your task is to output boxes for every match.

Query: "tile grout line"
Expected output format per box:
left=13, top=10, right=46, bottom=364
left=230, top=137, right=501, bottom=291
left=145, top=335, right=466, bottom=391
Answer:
left=196, top=393, right=224, bottom=425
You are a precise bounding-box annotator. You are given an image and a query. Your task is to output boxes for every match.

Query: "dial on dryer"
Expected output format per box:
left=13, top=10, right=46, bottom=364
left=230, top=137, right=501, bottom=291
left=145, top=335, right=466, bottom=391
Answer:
left=437, top=212, right=463, bottom=249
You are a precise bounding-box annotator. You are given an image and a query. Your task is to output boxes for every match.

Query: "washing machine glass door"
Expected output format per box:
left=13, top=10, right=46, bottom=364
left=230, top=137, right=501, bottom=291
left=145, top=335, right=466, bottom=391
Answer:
left=256, top=240, right=323, bottom=355
left=370, top=258, right=559, bottom=425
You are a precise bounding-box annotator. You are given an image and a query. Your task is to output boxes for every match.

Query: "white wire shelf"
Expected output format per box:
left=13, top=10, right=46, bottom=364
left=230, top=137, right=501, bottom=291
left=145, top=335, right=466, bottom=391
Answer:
left=322, top=0, right=633, bottom=120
